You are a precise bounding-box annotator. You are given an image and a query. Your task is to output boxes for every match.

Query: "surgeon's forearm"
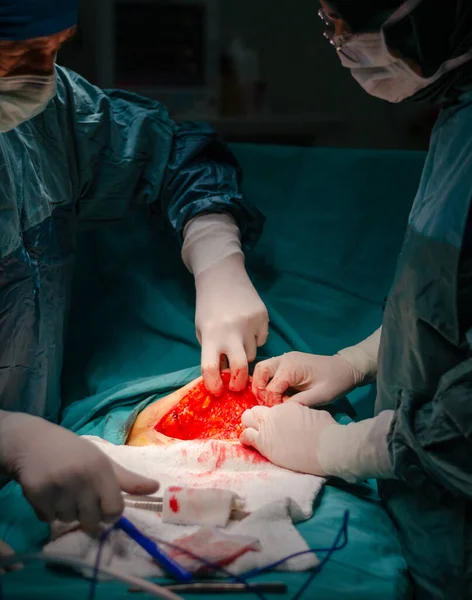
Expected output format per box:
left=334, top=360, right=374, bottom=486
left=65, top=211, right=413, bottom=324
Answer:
left=181, top=213, right=244, bottom=278
left=337, top=327, right=382, bottom=384
left=317, top=410, right=395, bottom=483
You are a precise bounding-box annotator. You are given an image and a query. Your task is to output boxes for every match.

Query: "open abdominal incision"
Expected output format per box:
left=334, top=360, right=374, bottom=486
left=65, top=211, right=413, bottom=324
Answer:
left=126, top=372, right=260, bottom=447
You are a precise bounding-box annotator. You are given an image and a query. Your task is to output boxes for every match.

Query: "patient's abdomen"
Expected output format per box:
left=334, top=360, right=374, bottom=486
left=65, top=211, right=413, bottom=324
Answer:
left=154, top=373, right=258, bottom=441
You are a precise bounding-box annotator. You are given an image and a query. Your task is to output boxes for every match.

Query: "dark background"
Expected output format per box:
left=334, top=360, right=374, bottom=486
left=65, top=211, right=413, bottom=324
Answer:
left=57, top=0, right=435, bottom=149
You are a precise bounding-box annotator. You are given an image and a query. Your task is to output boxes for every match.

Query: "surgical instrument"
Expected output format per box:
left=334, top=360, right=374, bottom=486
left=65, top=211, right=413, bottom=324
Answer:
left=115, top=516, right=193, bottom=582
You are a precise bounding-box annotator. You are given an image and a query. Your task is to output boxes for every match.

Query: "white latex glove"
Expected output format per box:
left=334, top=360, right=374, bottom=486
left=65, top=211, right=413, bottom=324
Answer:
left=337, top=327, right=382, bottom=383
left=240, top=403, right=336, bottom=475
left=182, top=213, right=269, bottom=395
left=0, top=412, right=160, bottom=531
left=240, top=403, right=395, bottom=482
left=0, top=539, right=22, bottom=574
left=252, top=352, right=365, bottom=407
left=316, top=410, right=395, bottom=483
left=195, top=253, right=269, bottom=395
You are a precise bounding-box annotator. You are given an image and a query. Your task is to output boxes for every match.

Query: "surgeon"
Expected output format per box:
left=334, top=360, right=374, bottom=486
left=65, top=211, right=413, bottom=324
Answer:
left=241, top=1, right=472, bottom=598
left=0, top=0, right=268, bottom=539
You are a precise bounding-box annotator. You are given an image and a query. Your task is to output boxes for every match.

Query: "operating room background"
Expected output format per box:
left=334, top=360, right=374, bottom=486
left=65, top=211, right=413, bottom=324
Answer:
left=57, top=0, right=434, bottom=150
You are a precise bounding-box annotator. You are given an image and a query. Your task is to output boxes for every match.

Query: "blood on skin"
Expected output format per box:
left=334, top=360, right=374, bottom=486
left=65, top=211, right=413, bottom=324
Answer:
left=154, top=373, right=259, bottom=441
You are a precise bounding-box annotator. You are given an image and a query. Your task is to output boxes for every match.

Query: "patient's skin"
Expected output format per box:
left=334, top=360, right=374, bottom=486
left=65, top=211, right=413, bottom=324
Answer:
left=126, top=373, right=259, bottom=446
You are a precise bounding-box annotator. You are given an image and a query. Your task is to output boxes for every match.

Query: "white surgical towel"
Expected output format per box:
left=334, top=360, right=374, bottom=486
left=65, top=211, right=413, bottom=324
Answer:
left=44, top=436, right=325, bottom=577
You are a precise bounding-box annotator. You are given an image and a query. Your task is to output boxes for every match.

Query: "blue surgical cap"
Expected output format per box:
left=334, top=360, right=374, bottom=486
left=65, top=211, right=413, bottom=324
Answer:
left=0, top=0, right=79, bottom=41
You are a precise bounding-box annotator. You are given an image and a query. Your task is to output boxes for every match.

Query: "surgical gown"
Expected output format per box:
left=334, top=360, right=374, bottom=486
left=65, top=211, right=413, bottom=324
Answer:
left=0, top=66, right=263, bottom=425
left=376, top=89, right=472, bottom=599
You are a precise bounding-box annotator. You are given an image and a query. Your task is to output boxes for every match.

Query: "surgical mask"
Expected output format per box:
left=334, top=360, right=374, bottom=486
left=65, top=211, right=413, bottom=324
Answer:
left=0, top=73, right=57, bottom=133
left=321, top=0, right=472, bottom=103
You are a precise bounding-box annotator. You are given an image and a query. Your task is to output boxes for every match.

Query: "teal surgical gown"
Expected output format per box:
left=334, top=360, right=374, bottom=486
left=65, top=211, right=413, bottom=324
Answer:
left=376, top=89, right=472, bottom=599
left=0, top=66, right=263, bottom=425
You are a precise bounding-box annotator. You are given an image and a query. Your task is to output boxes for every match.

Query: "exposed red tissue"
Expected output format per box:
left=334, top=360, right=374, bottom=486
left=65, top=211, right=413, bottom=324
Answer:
left=155, top=372, right=259, bottom=441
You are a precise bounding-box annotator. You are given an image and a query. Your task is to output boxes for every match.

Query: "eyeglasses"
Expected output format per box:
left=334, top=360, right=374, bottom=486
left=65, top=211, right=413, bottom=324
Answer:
left=318, top=8, right=351, bottom=50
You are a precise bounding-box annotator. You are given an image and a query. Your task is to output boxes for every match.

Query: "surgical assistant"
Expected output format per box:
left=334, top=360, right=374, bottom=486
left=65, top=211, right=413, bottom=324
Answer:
left=0, top=0, right=268, bottom=536
left=241, top=1, right=472, bottom=598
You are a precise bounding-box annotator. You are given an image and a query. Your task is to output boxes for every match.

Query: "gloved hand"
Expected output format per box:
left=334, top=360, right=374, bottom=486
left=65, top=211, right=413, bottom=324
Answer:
left=240, top=403, right=336, bottom=476
left=195, top=253, right=269, bottom=395
left=240, top=403, right=395, bottom=482
left=0, top=412, right=160, bottom=531
left=0, top=539, right=22, bottom=574
left=182, top=213, right=269, bottom=395
left=252, top=352, right=365, bottom=407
